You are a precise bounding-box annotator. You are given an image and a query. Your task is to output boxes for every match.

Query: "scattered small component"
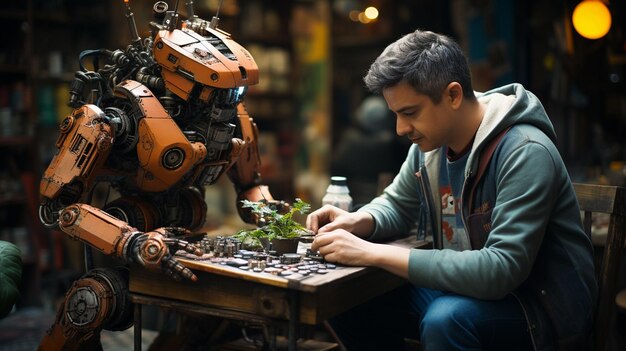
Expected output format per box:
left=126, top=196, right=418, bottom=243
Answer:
left=176, top=236, right=342, bottom=279
left=248, top=259, right=266, bottom=270
left=264, top=267, right=281, bottom=275
left=305, top=249, right=324, bottom=261
left=226, top=258, right=249, bottom=267
left=280, top=253, right=301, bottom=265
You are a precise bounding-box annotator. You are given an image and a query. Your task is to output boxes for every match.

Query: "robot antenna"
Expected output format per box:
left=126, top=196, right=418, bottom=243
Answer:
left=123, top=0, right=143, bottom=49
left=166, top=0, right=181, bottom=31
left=185, top=0, right=196, bottom=19
left=209, top=0, right=224, bottom=29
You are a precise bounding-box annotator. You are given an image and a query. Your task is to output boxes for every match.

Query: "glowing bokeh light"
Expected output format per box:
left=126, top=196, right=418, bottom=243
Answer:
left=364, top=6, right=379, bottom=20
left=572, top=1, right=612, bottom=39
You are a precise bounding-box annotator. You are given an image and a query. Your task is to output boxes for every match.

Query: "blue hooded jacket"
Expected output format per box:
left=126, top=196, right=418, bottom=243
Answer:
left=359, top=83, right=597, bottom=350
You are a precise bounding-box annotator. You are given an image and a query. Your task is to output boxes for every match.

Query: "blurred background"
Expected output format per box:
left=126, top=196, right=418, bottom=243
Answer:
left=1, top=0, right=625, bottom=348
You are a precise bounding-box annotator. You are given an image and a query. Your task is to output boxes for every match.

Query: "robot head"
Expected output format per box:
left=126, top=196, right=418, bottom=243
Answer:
left=150, top=1, right=259, bottom=104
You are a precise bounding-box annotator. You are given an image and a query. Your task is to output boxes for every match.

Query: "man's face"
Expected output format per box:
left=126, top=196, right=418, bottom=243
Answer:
left=383, top=81, right=455, bottom=152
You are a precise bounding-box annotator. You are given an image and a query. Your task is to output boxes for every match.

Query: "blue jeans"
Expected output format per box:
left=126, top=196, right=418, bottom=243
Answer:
left=329, top=285, right=534, bottom=351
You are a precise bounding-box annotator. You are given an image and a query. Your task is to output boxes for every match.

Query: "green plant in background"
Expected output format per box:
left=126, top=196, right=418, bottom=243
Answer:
left=234, top=198, right=311, bottom=249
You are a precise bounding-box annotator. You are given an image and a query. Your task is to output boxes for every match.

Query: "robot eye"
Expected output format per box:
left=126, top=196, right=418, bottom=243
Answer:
left=236, top=86, right=247, bottom=100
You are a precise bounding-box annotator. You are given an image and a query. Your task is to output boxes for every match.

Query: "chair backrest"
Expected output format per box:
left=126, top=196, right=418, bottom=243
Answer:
left=573, top=183, right=626, bottom=351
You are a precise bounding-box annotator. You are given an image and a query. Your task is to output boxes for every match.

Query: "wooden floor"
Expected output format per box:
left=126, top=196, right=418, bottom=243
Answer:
left=0, top=307, right=158, bottom=351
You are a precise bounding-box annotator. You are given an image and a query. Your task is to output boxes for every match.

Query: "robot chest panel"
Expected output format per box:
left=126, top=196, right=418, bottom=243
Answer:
left=134, top=117, right=207, bottom=192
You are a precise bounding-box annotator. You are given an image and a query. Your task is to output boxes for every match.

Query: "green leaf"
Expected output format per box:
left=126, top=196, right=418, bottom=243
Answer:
left=237, top=198, right=311, bottom=240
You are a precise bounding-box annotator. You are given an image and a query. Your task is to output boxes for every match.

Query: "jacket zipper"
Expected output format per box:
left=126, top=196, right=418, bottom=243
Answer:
left=459, top=171, right=472, bottom=247
left=462, top=169, right=538, bottom=350
left=511, top=292, right=539, bottom=350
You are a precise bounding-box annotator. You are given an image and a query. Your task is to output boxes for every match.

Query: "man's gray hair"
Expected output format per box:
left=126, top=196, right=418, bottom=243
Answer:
left=364, top=30, right=475, bottom=103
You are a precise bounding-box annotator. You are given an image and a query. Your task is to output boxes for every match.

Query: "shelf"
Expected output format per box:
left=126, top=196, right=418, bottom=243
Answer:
left=332, top=36, right=392, bottom=49
left=240, top=35, right=291, bottom=48
left=0, top=196, right=27, bottom=207
left=246, top=91, right=293, bottom=99
left=0, top=65, right=28, bottom=75
left=0, top=136, right=35, bottom=146
left=33, top=12, right=108, bottom=25
left=0, top=10, right=28, bottom=21
left=34, top=71, right=74, bottom=84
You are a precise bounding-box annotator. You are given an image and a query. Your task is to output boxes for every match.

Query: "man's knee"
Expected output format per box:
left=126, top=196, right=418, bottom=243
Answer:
left=420, top=297, right=477, bottom=340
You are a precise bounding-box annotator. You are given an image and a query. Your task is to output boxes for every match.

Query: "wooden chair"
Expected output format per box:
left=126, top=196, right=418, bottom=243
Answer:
left=573, top=183, right=626, bottom=351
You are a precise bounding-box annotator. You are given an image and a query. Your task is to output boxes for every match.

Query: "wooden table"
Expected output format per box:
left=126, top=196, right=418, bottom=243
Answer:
left=129, top=236, right=430, bottom=351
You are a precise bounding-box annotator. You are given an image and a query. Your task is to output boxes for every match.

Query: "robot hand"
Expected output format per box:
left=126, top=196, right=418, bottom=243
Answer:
left=255, top=199, right=291, bottom=226
left=236, top=185, right=290, bottom=225
left=131, top=228, right=203, bottom=282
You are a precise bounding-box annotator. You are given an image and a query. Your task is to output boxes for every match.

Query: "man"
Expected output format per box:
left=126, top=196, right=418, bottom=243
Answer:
left=0, top=240, right=21, bottom=319
left=307, top=30, right=596, bottom=350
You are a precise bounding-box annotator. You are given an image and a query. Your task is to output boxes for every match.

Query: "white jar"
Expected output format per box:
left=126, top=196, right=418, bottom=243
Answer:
left=322, top=176, right=353, bottom=211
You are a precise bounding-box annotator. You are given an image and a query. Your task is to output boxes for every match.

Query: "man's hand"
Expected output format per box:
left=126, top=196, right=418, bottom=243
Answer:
left=131, top=228, right=202, bottom=282
left=306, top=205, right=374, bottom=237
left=311, top=229, right=378, bottom=266
left=312, top=228, right=411, bottom=277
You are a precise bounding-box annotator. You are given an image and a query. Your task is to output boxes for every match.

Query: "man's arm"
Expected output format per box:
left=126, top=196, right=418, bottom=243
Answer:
left=311, top=229, right=411, bottom=278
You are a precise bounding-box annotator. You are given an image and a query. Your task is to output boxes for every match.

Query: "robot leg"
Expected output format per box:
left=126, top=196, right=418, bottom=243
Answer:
left=38, top=267, right=134, bottom=351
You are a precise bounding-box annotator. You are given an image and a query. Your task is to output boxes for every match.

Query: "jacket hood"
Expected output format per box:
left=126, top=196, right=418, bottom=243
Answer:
left=467, top=83, right=556, bottom=173
left=475, top=83, right=556, bottom=145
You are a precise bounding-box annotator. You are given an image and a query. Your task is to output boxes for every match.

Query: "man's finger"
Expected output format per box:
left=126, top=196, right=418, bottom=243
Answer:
left=306, top=215, right=317, bottom=233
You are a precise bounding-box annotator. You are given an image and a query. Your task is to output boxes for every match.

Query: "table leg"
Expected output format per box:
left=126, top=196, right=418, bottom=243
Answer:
left=134, top=303, right=142, bottom=351
left=288, top=290, right=299, bottom=351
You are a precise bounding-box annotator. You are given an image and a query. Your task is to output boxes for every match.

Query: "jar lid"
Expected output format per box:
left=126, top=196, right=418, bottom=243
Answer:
left=330, top=176, right=347, bottom=186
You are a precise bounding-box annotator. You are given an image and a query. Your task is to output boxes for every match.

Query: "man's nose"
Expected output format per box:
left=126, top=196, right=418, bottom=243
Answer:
left=396, top=117, right=411, bottom=136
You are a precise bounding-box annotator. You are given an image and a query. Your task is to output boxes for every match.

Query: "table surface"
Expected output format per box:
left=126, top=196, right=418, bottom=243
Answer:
left=129, top=236, right=430, bottom=325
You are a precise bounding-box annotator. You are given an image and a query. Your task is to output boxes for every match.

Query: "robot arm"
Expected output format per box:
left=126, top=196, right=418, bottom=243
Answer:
left=39, top=101, right=201, bottom=281
left=58, top=204, right=201, bottom=281
left=39, top=104, right=114, bottom=226
left=227, top=103, right=288, bottom=223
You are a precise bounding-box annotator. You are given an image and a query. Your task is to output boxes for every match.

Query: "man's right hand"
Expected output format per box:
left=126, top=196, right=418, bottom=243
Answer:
left=305, top=205, right=375, bottom=238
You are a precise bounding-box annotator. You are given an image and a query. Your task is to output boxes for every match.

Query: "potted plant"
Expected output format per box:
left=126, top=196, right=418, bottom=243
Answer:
left=234, top=198, right=311, bottom=255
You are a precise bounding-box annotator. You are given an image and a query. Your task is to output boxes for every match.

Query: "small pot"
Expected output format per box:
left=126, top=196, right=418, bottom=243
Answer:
left=269, top=237, right=300, bottom=255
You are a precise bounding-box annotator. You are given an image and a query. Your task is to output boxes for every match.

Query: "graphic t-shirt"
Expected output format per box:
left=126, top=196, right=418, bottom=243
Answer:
left=438, top=146, right=471, bottom=251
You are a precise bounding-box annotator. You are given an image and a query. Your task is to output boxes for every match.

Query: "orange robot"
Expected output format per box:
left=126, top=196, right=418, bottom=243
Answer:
left=37, top=1, right=284, bottom=349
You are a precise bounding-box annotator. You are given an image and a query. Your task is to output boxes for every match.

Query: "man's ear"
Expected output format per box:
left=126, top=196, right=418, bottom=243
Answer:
left=446, top=82, right=463, bottom=109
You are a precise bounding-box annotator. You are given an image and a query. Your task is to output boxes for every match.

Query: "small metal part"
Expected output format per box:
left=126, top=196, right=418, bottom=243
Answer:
left=247, top=259, right=266, bottom=270
left=306, top=249, right=324, bottom=261
left=280, top=253, right=301, bottom=265
left=162, top=148, right=185, bottom=169
left=226, top=258, right=248, bottom=267
left=225, top=243, right=235, bottom=257
left=264, top=268, right=280, bottom=275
